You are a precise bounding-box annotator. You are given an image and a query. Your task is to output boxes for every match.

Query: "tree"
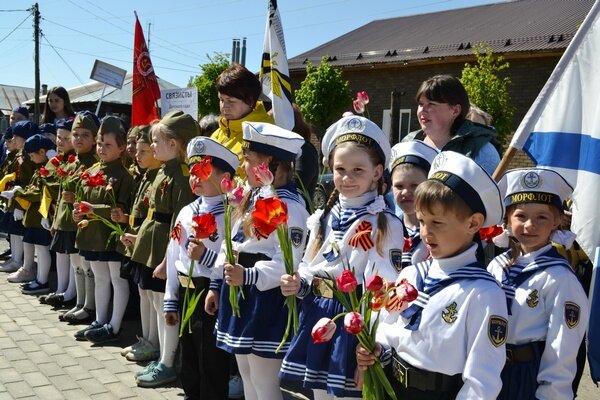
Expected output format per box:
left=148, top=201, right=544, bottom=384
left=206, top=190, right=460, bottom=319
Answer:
left=461, top=44, right=515, bottom=144
left=295, top=57, right=352, bottom=136
left=190, top=53, right=230, bottom=117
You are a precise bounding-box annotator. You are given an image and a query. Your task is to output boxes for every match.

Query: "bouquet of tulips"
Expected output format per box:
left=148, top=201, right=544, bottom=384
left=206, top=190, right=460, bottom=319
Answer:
left=75, top=201, right=126, bottom=248
left=310, top=265, right=418, bottom=400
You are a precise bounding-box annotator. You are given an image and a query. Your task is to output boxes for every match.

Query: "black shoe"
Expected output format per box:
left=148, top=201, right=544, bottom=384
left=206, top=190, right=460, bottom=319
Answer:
left=74, top=321, right=101, bottom=341
left=45, top=293, right=65, bottom=308
left=0, top=249, right=11, bottom=260
left=85, top=324, right=119, bottom=344
left=21, top=280, right=50, bottom=295
left=39, top=293, right=54, bottom=304
left=63, top=307, right=94, bottom=324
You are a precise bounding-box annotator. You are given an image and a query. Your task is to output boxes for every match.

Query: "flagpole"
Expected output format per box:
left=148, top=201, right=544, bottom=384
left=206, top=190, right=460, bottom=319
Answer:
left=492, top=146, right=517, bottom=181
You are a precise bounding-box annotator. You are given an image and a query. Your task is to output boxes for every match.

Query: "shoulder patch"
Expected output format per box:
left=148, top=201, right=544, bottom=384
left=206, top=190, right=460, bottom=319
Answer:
left=389, top=249, right=403, bottom=272
left=526, top=289, right=539, bottom=308
left=290, top=227, right=304, bottom=248
left=488, top=315, right=508, bottom=347
left=442, top=301, right=458, bottom=324
left=180, top=163, right=190, bottom=177
left=564, top=301, right=580, bottom=329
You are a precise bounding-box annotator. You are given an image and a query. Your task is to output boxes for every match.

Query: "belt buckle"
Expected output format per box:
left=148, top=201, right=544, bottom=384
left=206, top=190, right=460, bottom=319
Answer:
left=178, top=274, right=195, bottom=289
left=393, top=357, right=410, bottom=388
left=312, top=277, right=334, bottom=298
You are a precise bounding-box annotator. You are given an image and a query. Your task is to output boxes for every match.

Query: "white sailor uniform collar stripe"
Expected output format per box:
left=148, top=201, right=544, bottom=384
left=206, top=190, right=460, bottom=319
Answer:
left=338, top=191, right=377, bottom=209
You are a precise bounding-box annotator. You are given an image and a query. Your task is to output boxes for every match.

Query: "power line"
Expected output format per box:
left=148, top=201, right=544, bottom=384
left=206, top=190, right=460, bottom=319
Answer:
left=41, top=33, right=94, bottom=94
left=0, top=13, right=31, bottom=45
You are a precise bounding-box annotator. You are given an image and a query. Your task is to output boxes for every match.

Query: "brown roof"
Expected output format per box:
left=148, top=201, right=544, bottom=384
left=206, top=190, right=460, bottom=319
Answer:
left=289, top=0, right=594, bottom=71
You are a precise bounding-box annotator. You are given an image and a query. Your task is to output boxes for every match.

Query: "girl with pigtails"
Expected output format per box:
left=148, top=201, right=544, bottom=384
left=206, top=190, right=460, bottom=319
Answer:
left=279, top=116, right=405, bottom=399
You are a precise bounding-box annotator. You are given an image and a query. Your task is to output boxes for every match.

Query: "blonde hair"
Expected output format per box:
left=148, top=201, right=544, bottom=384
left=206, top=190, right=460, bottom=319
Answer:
left=150, top=122, right=187, bottom=162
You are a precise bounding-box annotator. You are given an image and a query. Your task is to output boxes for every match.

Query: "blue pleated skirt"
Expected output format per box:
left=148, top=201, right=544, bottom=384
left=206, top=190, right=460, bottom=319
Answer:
left=279, top=293, right=362, bottom=398
left=6, top=214, right=26, bottom=236
left=498, top=342, right=543, bottom=400
left=215, top=281, right=289, bottom=359
left=23, top=227, right=52, bottom=246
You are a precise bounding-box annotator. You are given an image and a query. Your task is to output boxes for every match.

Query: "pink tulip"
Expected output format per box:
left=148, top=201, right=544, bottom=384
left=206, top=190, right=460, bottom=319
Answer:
left=357, top=91, right=369, bottom=105
left=229, top=186, right=245, bottom=205
left=311, top=318, right=337, bottom=344
left=336, top=270, right=358, bottom=293
left=353, top=99, right=365, bottom=114
left=396, top=279, right=418, bottom=302
left=252, top=162, right=274, bottom=186
left=220, top=177, right=235, bottom=193
left=343, top=312, right=364, bottom=335
left=365, top=275, right=384, bottom=292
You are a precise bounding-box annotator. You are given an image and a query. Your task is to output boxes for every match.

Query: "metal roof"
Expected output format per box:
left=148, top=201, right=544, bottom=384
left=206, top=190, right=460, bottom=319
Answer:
left=0, top=84, right=35, bottom=113
left=289, top=0, right=594, bottom=71
left=24, top=74, right=179, bottom=106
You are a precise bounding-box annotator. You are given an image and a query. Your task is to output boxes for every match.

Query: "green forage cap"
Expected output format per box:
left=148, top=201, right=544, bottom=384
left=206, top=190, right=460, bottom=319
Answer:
left=161, top=109, right=200, bottom=143
left=128, top=126, right=140, bottom=139
left=136, top=125, right=152, bottom=144
left=72, top=111, right=99, bottom=134
left=99, top=116, right=126, bottom=135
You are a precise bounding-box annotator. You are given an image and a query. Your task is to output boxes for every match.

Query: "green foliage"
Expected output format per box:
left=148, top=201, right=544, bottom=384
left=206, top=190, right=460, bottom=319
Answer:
left=295, top=57, right=352, bottom=136
left=461, top=44, right=515, bottom=144
left=190, top=53, right=230, bottom=117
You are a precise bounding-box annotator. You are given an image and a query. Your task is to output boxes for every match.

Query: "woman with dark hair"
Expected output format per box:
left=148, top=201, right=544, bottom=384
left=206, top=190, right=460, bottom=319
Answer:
left=402, top=75, right=501, bottom=174
left=42, top=86, right=76, bottom=124
left=210, top=64, right=273, bottom=177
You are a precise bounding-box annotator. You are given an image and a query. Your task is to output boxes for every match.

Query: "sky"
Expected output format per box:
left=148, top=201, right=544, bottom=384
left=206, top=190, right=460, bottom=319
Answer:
left=1, top=0, right=501, bottom=90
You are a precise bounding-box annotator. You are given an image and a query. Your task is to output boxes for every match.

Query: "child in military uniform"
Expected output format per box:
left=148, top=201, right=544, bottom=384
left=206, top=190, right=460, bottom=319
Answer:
left=0, top=128, right=20, bottom=270
left=116, top=125, right=162, bottom=362
left=129, top=110, right=198, bottom=387
left=1, top=121, right=38, bottom=283
left=162, top=136, right=239, bottom=398
left=488, top=168, right=589, bottom=399
left=58, top=112, right=100, bottom=323
left=389, top=140, right=438, bottom=269
left=357, top=151, right=508, bottom=399
left=72, top=116, right=134, bottom=343
left=14, top=134, right=56, bottom=295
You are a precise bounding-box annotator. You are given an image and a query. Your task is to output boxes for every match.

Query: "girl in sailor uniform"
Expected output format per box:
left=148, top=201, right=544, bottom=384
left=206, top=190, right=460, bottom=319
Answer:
left=357, top=151, right=508, bottom=400
left=488, top=168, right=589, bottom=400
left=280, top=115, right=405, bottom=399
left=389, top=141, right=438, bottom=269
left=206, top=121, right=308, bottom=400
left=163, top=137, right=239, bottom=399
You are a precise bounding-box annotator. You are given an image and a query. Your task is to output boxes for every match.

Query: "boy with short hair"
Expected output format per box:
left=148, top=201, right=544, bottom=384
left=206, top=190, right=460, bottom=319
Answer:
left=357, top=151, right=508, bottom=399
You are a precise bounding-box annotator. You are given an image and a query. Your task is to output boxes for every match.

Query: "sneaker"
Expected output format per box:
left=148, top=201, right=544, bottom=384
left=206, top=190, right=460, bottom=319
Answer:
left=126, top=338, right=159, bottom=362
left=228, top=375, right=244, bottom=399
left=85, top=323, right=119, bottom=344
left=74, top=321, right=101, bottom=341
left=136, top=362, right=177, bottom=388
left=121, top=336, right=144, bottom=357
left=21, top=280, right=50, bottom=295
left=7, top=267, right=35, bottom=283
left=135, top=360, right=158, bottom=377
left=0, top=260, right=21, bottom=273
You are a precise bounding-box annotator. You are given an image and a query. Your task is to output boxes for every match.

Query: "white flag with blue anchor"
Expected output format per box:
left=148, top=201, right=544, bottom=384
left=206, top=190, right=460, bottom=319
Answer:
left=508, top=0, right=600, bottom=382
left=260, top=0, right=294, bottom=130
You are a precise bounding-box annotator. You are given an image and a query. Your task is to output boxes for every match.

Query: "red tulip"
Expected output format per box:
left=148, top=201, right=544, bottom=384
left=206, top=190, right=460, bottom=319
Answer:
left=67, top=154, right=77, bottom=163
left=479, top=225, right=504, bottom=244
left=220, top=177, right=235, bottom=194
left=336, top=270, right=358, bottom=293
left=396, top=279, right=418, bottom=302
left=311, top=318, right=336, bottom=344
left=38, top=167, right=50, bottom=177
left=191, top=213, right=218, bottom=239
left=356, top=91, right=369, bottom=105
left=371, top=291, right=388, bottom=311
left=343, top=312, right=364, bottom=335
left=403, top=237, right=413, bottom=253
left=190, top=156, right=212, bottom=181
left=253, top=197, right=288, bottom=239
left=365, top=275, right=384, bottom=292
left=50, top=157, right=61, bottom=167
left=353, top=99, right=365, bottom=114
left=252, top=162, right=274, bottom=186
left=77, top=203, right=92, bottom=213
left=56, top=168, right=67, bottom=177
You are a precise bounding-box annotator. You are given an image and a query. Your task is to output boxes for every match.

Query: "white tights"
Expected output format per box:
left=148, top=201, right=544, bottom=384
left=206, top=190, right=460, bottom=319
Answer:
left=235, top=354, right=283, bottom=400
left=10, top=234, right=23, bottom=264
left=33, top=244, right=51, bottom=284
left=153, top=290, right=178, bottom=367
left=138, top=287, right=159, bottom=347
left=90, top=261, right=129, bottom=333
left=55, top=252, right=70, bottom=293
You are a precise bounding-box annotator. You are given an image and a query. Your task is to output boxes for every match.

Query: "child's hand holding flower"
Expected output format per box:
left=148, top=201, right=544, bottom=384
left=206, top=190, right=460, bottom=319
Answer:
left=224, top=263, right=244, bottom=286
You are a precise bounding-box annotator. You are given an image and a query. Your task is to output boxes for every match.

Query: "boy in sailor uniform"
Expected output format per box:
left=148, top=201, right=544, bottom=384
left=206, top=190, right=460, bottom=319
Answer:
left=357, top=151, right=508, bottom=399
left=389, top=140, right=438, bottom=269
left=163, top=137, right=239, bottom=399
left=488, top=168, right=589, bottom=400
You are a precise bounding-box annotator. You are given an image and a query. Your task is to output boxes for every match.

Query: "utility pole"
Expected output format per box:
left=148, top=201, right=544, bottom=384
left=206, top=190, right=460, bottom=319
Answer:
left=33, top=3, right=40, bottom=123
left=147, top=22, right=151, bottom=53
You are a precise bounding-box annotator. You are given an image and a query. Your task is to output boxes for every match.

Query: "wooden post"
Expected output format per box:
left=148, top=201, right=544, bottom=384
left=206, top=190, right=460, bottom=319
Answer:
left=390, top=91, right=399, bottom=145
left=492, top=146, right=517, bottom=181
left=33, top=3, right=40, bottom=123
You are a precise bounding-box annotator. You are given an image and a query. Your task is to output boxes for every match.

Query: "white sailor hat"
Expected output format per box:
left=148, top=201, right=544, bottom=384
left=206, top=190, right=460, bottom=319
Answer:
left=389, top=140, right=439, bottom=173
left=498, top=167, right=572, bottom=210
left=242, top=122, right=304, bottom=161
left=187, top=137, right=239, bottom=176
left=322, top=115, right=391, bottom=167
left=428, top=151, right=503, bottom=227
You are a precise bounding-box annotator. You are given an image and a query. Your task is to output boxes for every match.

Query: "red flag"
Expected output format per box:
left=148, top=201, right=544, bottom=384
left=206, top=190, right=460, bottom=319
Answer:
left=132, top=13, right=160, bottom=125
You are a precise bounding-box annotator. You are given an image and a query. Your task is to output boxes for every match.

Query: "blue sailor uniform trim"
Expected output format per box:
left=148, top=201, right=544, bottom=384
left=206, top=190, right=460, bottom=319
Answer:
left=402, top=260, right=499, bottom=330
left=164, top=299, right=178, bottom=313
left=243, top=268, right=259, bottom=286
left=198, top=247, right=218, bottom=269
left=210, top=278, right=223, bottom=291
left=298, top=277, right=311, bottom=298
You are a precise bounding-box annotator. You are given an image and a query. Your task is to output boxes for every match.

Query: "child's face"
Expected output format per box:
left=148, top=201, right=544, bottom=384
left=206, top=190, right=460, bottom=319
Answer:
left=56, top=128, right=73, bottom=153
left=5, top=138, right=16, bottom=152
left=28, top=150, right=46, bottom=164
left=13, top=136, right=25, bottom=149
left=332, top=145, right=383, bottom=198
left=391, top=166, right=427, bottom=215
left=242, top=150, right=271, bottom=188
left=9, top=113, right=26, bottom=126
left=417, top=201, right=481, bottom=259
left=127, top=137, right=137, bottom=159
left=135, top=142, right=158, bottom=170
left=151, top=132, right=177, bottom=162
left=96, top=133, right=124, bottom=163
left=219, top=93, right=252, bottom=121
left=72, top=128, right=95, bottom=154
left=189, top=165, right=224, bottom=197
left=417, top=95, right=461, bottom=137
left=508, top=203, right=560, bottom=254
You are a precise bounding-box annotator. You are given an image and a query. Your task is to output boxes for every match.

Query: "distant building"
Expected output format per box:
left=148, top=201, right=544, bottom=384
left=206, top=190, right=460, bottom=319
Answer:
left=0, top=84, right=35, bottom=131
left=289, top=0, right=593, bottom=168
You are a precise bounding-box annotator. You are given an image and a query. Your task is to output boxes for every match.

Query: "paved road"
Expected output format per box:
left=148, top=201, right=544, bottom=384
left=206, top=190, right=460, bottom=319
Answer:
left=0, top=236, right=596, bottom=399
